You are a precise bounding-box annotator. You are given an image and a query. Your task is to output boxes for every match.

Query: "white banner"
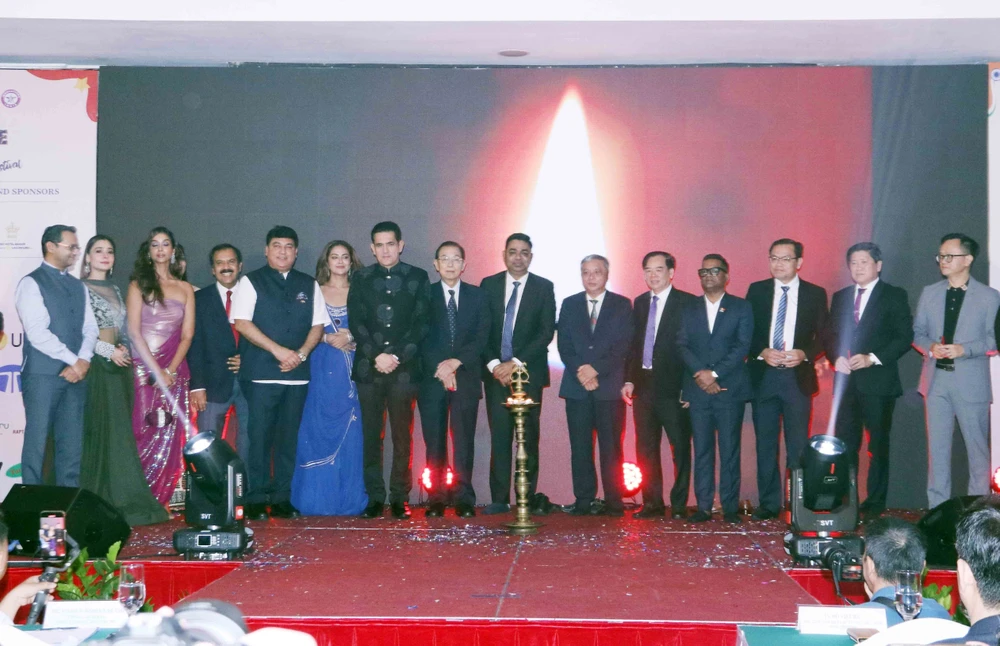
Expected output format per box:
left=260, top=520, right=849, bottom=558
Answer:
left=0, top=70, right=98, bottom=498
left=990, top=63, right=1000, bottom=479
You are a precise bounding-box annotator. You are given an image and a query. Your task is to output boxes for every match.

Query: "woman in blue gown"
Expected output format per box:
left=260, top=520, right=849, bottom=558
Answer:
left=291, top=240, right=368, bottom=515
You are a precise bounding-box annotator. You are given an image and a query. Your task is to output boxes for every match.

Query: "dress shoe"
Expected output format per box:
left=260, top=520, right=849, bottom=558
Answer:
left=566, top=503, right=593, bottom=516
left=633, top=505, right=666, bottom=520
left=482, top=502, right=510, bottom=515
left=687, top=510, right=712, bottom=524
left=722, top=512, right=742, bottom=524
left=530, top=492, right=553, bottom=516
left=270, top=501, right=301, bottom=519
left=751, top=507, right=778, bottom=521
left=860, top=505, right=885, bottom=523
left=360, top=503, right=384, bottom=519
left=455, top=503, right=476, bottom=518
left=670, top=507, right=689, bottom=520
left=390, top=501, right=411, bottom=519
left=603, top=506, right=625, bottom=517
left=425, top=502, right=446, bottom=518
left=245, top=503, right=268, bottom=521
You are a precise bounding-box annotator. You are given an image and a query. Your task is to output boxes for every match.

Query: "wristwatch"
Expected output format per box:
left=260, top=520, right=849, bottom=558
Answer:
left=297, top=351, right=307, bottom=363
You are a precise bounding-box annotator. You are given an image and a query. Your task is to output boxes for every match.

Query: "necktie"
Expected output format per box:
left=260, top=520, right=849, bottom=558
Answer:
left=772, top=286, right=789, bottom=350
left=447, top=289, right=458, bottom=347
left=589, top=299, right=599, bottom=332
left=642, top=294, right=658, bottom=368
left=500, top=281, right=520, bottom=362
left=853, top=287, right=866, bottom=324
left=226, top=290, right=239, bottom=345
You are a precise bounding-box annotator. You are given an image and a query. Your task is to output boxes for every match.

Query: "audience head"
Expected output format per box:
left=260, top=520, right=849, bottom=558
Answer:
left=699, top=254, right=730, bottom=295
left=40, top=224, right=79, bottom=271
left=861, top=517, right=927, bottom=596
left=433, top=241, right=466, bottom=286
left=642, top=251, right=675, bottom=293
left=938, top=233, right=978, bottom=279
left=316, top=240, right=363, bottom=285
left=132, top=227, right=183, bottom=304
left=210, top=243, right=244, bottom=290
left=264, top=225, right=299, bottom=273
left=370, top=221, right=404, bottom=269
left=846, top=242, right=882, bottom=287
left=82, top=235, right=116, bottom=280
left=580, top=254, right=609, bottom=297
left=768, top=238, right=804, bottom=283
left=503, top=233, right=533, bottom=279
left=955, top=495, right=1000, bottom=623
left=174, top=243, right=189, bottom=281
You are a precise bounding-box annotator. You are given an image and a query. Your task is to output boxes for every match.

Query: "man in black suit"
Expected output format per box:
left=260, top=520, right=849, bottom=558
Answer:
left=189, top=243, right=249, bottom=464
left=826, top=242, right=912, bottom=520
left=557, top=255, right=633, bottom=516
left=678, top=254, right=753, bottom=524
left=622, top=251, right=697, bottom=519
left=349, top=221, right=431, bottom=520
left=745, top=238, right=828, bottom=521
left=480, top=233, right=557, bottom=515
left=417, top=241, right=490, bottom=519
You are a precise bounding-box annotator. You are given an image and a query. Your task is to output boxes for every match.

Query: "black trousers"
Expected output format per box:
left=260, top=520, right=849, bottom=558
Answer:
left=484, top=380, right=543, bottom=505
left=632, top=384, right=691, bottom=510
left=417, top=382, right=479, bottom=505
left=243, top=381, right=307, bottom=505
left=565, top=395, right=625, bottom=510
left=357, top=381, right=418, bottom=505
left=751, top=368, right=812, bottom=513
left=690, top=398, right=745, bottom=515
left=834, top=382, right=896, bottom=510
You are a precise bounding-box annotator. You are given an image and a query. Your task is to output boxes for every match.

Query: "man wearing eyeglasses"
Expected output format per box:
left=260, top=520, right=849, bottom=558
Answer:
left=14, top=224, right=98, bottom=487
left=677, top=255, right=753, bottom=524
left=745, top=239, right=829, bottom=521
left=914, top=233, right=1000, bottom=509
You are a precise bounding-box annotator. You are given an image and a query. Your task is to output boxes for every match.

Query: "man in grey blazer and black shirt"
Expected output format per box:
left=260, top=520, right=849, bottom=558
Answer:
left=914, top=233, right=1000, bottom=509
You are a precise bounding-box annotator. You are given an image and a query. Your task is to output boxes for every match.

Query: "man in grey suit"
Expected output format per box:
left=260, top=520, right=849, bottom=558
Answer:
left=914, top=233, right=1000, bottom=509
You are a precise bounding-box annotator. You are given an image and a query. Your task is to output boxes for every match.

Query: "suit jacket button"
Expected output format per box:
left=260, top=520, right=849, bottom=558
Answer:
left=588, top=345, right=594, bottom=349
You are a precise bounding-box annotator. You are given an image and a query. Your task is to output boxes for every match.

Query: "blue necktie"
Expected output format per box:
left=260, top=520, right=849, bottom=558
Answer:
left=500, top=281, right=520, bottom=362
left=772, top=286, right=789, bottom=350
left=642, top=294, right=658, bottom=368
left=447, top=289, right=458, bottom=347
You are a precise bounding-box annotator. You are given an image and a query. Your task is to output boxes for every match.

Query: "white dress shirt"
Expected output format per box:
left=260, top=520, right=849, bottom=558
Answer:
left=441, top=280, right=461, bottom=307
left=705, top=294, right=724, bottom=334
left=855, top=277, right=882, bottom=365
left=14, top=261, right=99, bottom=366
left=650, top=284, right=673, bottom=341
left=584, top=290, right=607, bottom=323
left=487, top=272, right=531, bottom=372
left=767, top=275, right=799, bottom=352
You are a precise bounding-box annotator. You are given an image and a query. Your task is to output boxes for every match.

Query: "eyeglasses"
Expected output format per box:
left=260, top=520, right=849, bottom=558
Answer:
left=768, top=255, right=798, bottom=264
left=57, top=243, right=81, bottom=252
left=935, top=254, right=971, bottom=263
left=697, top=267, right=726, bottom=277
left=437, top=256, right=464, bottom=265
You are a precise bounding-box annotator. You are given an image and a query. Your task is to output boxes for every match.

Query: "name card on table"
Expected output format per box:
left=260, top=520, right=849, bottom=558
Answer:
left=43, top=601, right=129, bottom=629
left=796, top=604, right=887, bottom=635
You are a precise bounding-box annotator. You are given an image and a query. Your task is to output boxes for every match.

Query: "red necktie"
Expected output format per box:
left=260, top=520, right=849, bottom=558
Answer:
left=226, top=290, right=239, bottom=345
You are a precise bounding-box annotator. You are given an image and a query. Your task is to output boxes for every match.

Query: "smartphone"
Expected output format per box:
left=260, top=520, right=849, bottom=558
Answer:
left=39, top=511, right=66, bottom=559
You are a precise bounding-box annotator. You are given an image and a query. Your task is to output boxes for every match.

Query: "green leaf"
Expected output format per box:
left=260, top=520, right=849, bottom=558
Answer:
left=94, top=561, right=110, bottom=576
left=107, top=542, right=121, bottom=564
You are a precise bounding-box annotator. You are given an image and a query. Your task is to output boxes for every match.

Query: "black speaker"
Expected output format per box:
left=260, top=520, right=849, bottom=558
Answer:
left=917, top=495, right=982, bottom=568
left=0, top=485, right=131, bottom=557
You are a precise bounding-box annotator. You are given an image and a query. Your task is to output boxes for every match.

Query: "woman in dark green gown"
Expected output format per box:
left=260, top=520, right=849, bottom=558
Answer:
left=80, top=235, right=169, bottom=526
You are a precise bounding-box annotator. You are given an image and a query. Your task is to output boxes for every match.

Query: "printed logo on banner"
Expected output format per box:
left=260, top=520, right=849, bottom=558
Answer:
left=0, top=160, right=21, bottom=172
left=0, top=89, right=19, bottom=109
left=0, top=364, right=22, bottom=394
left=5, top=463, right=21, bottom=478
left=0, top=130, right=7, bottom=145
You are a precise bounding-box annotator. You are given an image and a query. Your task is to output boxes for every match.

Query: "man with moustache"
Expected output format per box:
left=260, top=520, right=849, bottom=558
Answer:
left=826, top=243, right=913, bottom=521
left=231, top=226, right=328, bottom=520
left=417, top=241, right=490, bottom=518
left=914, top=233, right=1000, bottom=508
left=622, top=252, right=697, bottom=519
left=557, top=255, right=633, bottom=516
left=480, top=233, right=556, bottom=515
left=349, top=221, right=431, bottom=520
left=190, top=244, right=250, bottom=464
left=15, top=224, right=98, bottom=486
left=677, top=254, right=753, bottom=524
left=745, top=239, right=828, bottom=521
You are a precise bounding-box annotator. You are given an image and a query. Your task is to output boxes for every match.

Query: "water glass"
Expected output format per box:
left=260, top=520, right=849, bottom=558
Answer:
left=894, top=569, right=923, bottom=621
left=118, top=563, right=146, bottom=615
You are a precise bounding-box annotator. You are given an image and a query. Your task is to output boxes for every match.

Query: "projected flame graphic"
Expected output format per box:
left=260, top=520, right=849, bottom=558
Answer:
left=523, top=87, right=607, bottom=331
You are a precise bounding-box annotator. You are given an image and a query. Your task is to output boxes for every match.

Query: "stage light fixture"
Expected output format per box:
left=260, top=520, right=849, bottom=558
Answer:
left=992, top=467, right=1000, bottom=493
left=420, top=466, right=455, bottom=493
left=622, top=462, right=642, bottom=497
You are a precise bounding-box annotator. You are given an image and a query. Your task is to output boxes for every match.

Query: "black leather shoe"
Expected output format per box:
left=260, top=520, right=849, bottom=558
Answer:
left=245, top=503, right=268, bottom=521
left=566, top=503, right=592, bottom=516
left=455, top=503, right=476, bottom=518
left=670, top=507, right=689, bottom=520
left=360, top=503, right=384, bottom=519
left=270, top=502, right=301, bottom=519
left=751, top=507, right=778, bottom=521
left=482, top=502, right=510, bottom=515
left=530, top=492, right=553, bottom=516
left=390, top=501, right=411, bottom=519
left=603, top=506, right=625, bottom=517
left=425, top=502, right=446, bottom=518
left=687, top=510, right=712, bottom=523
left=634, top=505, right=666, bottom=519
left=722, top=512, right=742, bottom=524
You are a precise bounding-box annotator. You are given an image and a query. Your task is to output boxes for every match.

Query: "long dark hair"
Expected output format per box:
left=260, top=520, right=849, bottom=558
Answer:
left=81, top=234, right=116, bottom=279
left=131, top=226, right=183, bottom=304
left=315, top=240, right=363, bottom=285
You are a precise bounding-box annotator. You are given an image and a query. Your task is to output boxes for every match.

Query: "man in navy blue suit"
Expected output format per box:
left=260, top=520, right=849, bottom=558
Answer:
left=417, top=241, right=491, bottom=519
left=678, top=254, right=753, bottom=524
left=557, top=255, right=633, bottom=516
left=189, top=243, right=249, bottom=464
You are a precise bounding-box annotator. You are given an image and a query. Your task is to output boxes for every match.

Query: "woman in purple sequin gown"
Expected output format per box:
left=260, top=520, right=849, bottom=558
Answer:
left=127, top=227, right=196, bottom=506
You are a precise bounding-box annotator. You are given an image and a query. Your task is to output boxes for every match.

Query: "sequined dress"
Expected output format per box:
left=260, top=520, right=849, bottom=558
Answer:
left=290, top=303, right=368, bottom=515
left=81, top=280, right=169, bottom=526
left=132, top=298, right=190, bottom=506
